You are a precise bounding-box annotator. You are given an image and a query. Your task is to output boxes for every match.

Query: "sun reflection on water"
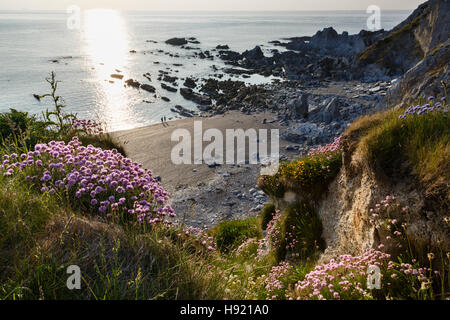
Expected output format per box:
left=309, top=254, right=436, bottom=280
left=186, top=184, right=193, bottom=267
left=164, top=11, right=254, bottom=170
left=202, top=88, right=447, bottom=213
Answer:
left=82, top=9, right=134, bottom=131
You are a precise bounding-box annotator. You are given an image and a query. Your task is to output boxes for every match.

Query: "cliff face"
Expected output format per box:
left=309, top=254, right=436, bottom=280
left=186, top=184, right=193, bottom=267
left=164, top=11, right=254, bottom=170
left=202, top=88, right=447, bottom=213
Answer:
left=355, top=0, right=449, bottom=83
left=316, top=131, right=449, bottom=263
left=385, top=39, right=449, bottom=108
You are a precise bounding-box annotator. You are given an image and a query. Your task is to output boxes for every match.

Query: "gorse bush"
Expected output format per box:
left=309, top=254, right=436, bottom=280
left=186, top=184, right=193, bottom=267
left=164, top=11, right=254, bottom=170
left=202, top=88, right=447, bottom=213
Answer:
left=257, top=174, right=286, bottom=199
left=280, top=150, right=342, bottom=198
left=258, top=137, right=343, bottom=200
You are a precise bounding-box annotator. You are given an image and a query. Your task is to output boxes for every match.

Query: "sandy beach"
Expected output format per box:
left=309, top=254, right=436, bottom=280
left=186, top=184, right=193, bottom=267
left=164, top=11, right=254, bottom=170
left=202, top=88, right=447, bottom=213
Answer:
left=112, top=110, right=295, bottom=227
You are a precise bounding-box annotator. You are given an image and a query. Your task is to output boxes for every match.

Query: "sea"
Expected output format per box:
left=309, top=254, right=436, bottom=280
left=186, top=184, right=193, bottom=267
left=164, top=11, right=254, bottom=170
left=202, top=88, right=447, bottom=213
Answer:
left=0, top=10, right=412, bottom=131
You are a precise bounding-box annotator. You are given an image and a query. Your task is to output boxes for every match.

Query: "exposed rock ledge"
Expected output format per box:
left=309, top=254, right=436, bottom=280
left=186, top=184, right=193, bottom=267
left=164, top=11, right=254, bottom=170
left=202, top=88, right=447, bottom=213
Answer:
left=316, top=138, right=449, bottom=263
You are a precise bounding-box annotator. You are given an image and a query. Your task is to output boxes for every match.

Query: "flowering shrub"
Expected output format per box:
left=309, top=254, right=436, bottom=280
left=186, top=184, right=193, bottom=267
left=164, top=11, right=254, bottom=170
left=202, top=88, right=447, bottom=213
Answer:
left=1, top=137, right=175, bottom=226
left=265, top=261, right=292, bottom=300
left=266, top=210, right=283, bottom=253
left=73, top=119, right=104, bottom=136
left=234, top=238, right=261, bottom=258
left=290, top=249, right=390, bottom=300
left=258, top=136, right=343, bottom=200
left=287, top=195, right=448, bottom=300
left=308, top=136, right=342, bottom=156
left=280, top=150, right=342, bottom=196
left=257, top=174, right=286, bottom=198
left=398, top=96, right=448, bottom=119
left=176, top=226, right=217, bottom=253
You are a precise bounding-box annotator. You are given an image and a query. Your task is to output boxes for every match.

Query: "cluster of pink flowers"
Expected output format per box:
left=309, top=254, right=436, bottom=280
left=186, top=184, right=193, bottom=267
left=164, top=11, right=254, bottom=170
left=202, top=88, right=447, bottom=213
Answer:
left=308, top=136, right=342, bottom=156
left=1, top=137, right=175, bottom=225
left=265, top=261, right=292, bottom=299
left=73, top=119, right=104, bottom=135
left=234, top=238, right=260, bottom=257
left=368, top=195, right=409, bottom=251
left=285, top=225, right=298, bottom=250
left=293, top=249, right=391, bottom=300
left=177, top=226, right=217, bottom=252
left=266, top=210, right=283, bottom=250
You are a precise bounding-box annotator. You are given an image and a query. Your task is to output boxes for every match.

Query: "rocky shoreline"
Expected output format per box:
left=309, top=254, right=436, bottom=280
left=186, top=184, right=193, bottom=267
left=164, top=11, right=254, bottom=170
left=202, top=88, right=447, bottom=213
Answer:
left=121, top=25, right=399, bottom=153
left=115, top=0, right=448, bottom=228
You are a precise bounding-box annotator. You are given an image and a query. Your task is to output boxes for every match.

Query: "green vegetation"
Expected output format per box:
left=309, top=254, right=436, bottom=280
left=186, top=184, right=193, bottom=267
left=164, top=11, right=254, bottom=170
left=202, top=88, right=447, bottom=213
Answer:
left=209, top=217, right=262, bottom=253
left=0, top=72, right=125, bottom=156
left=352, top=101, right=449, bottom=205
left=281, top=202, right=325, bottom=261
left=0, top=175, right=227, bottom=299
left=259, top=203, right=276, bottom=230
left=0, top=74, right=448, bottom=300
left=258, top=137, right=342, bottom=201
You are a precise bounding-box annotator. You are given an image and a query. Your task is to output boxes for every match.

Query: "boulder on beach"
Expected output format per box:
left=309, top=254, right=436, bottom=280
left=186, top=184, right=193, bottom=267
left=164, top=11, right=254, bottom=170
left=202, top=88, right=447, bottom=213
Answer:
left=171, top=105, right=196, bottom=117
left=162, top=75, right=178, bottom=83
left=287, top=94, right=309, bottom=119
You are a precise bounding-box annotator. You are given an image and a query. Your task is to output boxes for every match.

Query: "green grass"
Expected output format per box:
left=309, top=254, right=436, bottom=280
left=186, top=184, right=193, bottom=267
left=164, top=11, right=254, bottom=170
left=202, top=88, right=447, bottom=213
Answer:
left=259, top=203, right=276, bottom=230
left=209, top=218, right=262, bottom=253
left=356, top=108, right=449, bottom=205
left=1, top=78, right=448, bottom=300
left=0, top=174, right=229, bottom=299
left=0, top=172, right=290, bottom=300
left=281, top=202, right=325, bottom=261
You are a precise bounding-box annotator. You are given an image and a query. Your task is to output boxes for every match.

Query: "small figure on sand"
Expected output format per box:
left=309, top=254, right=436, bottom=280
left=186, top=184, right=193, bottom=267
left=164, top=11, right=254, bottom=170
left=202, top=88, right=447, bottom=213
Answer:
left=161, top=116, right=169, bottom=127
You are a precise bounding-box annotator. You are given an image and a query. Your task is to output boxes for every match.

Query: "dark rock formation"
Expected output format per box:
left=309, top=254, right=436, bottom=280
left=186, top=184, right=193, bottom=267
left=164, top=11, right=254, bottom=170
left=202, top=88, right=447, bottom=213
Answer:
left=165, top=38, right=188, bottom=46
left=161, top=83, right=177, bottom=92
left=110, top=74, right=124, bottom=80
left=355, top=0, right=449, bottom=80
left=380, top=0, right=450, bottom=106
left=180, top=88, right=212, bottom=105
left=125, top=79, right=141, bottom=89
left=140, top=84, right=156, bottom=93
left=183, top=78, right=197, bottom=89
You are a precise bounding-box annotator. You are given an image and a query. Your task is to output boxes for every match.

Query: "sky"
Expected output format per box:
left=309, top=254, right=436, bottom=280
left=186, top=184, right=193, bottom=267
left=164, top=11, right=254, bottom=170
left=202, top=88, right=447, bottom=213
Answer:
left=0, top=0, right=425, bottom=11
